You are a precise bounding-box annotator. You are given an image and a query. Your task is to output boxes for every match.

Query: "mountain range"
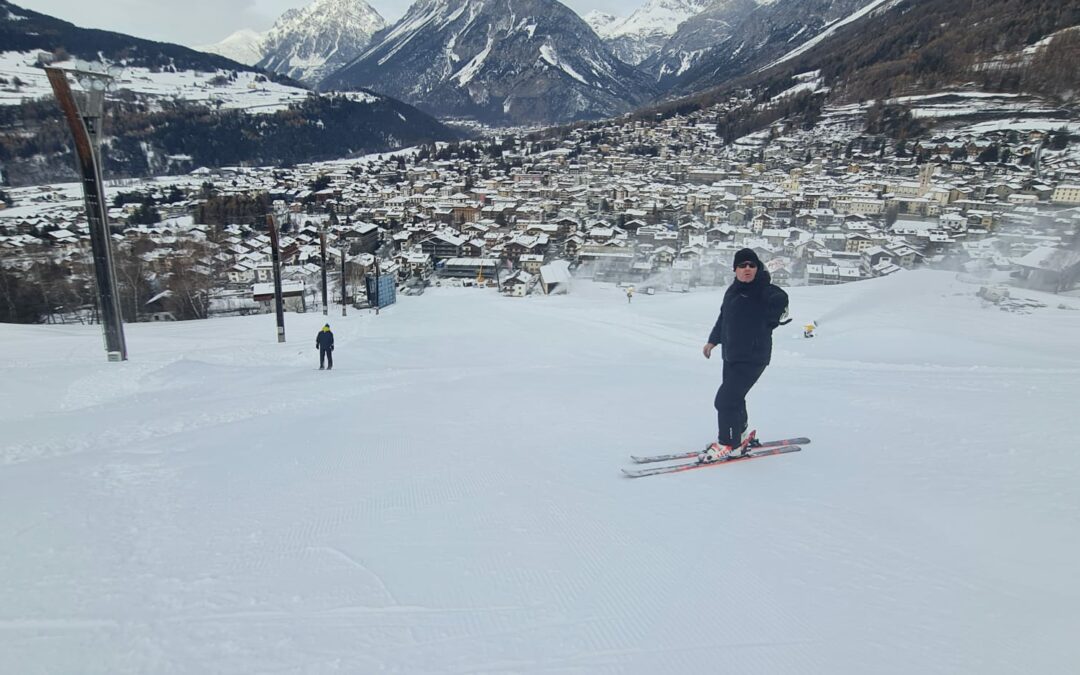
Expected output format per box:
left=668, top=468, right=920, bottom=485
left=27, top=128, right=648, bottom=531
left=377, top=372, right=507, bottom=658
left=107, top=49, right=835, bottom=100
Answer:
left=195, top=0, right=1080, bottom=130
left=642, top=0, right=1080, bottom=122
left=3, top=0, right=1079, bottom=151
left=321, top=0, right=656, bottom=126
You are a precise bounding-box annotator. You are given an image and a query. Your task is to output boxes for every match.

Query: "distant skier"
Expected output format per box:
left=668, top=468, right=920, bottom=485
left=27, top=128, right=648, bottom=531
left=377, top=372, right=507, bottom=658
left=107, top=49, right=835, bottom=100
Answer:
left=316, top=324, right=334, bottom=370
left=700, top=249, right=789, bottom=462
left=626, top=286, right=635, bottom=303
left=804, top=321, right=817, bottom=338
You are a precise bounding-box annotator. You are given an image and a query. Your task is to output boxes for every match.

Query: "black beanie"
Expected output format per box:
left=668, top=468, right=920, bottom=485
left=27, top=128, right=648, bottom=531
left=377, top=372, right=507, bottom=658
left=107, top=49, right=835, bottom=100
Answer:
left=733, top=248, right=762, bottom=271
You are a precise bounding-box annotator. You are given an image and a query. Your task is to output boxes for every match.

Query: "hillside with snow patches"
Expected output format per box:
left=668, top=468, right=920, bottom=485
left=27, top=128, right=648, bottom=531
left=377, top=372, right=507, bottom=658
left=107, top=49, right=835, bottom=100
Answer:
left=0, top=51, right=310, bottom=113
left=2, top=271, right=1079, bottom=673
left=0, top=0, right=456, bottom=183
left=0, top=47, right=451, bottom=185
left=647, top=0, right=888, bottom=89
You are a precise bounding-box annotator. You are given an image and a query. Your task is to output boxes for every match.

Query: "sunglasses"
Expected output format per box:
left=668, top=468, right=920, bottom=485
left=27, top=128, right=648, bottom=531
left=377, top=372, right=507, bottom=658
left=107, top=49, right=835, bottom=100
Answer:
left=736, top=262, right=758, bottom=269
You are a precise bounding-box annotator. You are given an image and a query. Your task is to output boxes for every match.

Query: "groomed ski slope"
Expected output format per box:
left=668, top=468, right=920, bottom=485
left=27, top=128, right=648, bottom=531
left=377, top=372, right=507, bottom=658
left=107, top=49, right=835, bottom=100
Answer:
left=1, top=270, right=1078, bottom=674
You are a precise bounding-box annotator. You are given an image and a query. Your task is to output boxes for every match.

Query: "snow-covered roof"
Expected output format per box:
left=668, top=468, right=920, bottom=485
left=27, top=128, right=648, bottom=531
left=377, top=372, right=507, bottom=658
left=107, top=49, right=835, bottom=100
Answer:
left=1012, top=246, right=1080, bottom=272
left=539, top=260, right=572, bottom=285
left=252, top=281, right=304, bottom=297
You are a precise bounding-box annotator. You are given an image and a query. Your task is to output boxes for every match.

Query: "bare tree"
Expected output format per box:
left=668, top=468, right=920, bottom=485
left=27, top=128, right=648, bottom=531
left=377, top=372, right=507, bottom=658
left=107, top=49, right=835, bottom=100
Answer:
left=161, top=242, right=216, bottom=320
left=0, top=263, right=46, bottom=323
left=113, top=240, right=157, bottom=322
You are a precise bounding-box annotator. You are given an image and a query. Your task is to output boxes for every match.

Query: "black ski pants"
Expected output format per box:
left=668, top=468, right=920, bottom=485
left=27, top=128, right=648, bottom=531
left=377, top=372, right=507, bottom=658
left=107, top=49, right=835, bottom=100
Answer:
left=320, top=347, right=333, bottom=369
left=714, top=360, right=767, bottom=445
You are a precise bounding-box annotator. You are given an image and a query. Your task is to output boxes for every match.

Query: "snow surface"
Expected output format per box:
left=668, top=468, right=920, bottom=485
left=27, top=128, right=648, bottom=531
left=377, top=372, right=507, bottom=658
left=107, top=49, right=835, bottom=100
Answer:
left=452, top=38, right=494, bottom=85
left=2, top=271, right=1079, bottom=673
left=773, top=73, right=827, bottom=101
left=888, top=91, right=1023, bottom=103
left=1022, top=25, right=1080, bottom=56
left=955, top=118, right=1080, bottom=135
left=882, top=92, right=1063, bottom=121
left=539, top=44, right=589, bottom=85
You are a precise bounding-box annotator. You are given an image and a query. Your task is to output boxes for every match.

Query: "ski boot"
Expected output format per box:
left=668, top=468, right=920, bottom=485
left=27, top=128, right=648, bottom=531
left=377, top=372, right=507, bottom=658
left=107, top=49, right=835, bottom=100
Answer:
left=739, top=429, right=758, bottom=454
left=698, top=442, right=736, bottom=463
left=740, top=423, right=761, bottom=450
left=698, top=430, right=756, bottom=463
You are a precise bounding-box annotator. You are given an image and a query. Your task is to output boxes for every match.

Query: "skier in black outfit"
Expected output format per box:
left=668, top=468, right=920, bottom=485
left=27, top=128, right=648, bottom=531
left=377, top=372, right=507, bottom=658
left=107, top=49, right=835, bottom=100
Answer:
left=700, top=249, right=789, bottom=461
left=316, top=324, right=334, bottom=370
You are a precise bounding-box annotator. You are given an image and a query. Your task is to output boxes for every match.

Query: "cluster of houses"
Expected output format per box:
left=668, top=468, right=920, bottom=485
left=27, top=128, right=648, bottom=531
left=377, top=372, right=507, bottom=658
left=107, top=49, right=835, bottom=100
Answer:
left=3, top=98, right=1080, bottom=318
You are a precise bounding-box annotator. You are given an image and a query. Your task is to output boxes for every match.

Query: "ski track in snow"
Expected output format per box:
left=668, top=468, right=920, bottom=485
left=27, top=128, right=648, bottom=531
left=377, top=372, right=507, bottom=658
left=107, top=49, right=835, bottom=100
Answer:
left=1, top=272, right=1078, bottom=673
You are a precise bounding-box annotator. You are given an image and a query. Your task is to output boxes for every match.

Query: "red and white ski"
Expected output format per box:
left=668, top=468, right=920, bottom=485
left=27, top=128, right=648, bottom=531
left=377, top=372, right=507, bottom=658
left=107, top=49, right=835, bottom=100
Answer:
left=622, top=444, right=802, bottom=478
left=629, top=437, right=811, bottom=464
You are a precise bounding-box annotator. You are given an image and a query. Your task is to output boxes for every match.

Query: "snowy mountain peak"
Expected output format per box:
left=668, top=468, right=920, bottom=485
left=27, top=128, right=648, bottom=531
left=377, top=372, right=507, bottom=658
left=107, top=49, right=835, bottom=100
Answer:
left=257, top=0, right=387, bottom=85
left=584, top=10, right=622, bottom=38
left=267, top=0, right=385, bottom=39
left=609, top=0, right=711, bottom=39
left=198, top=29, right=266, bottom=67
left=595, top=0, right=711, bottom=65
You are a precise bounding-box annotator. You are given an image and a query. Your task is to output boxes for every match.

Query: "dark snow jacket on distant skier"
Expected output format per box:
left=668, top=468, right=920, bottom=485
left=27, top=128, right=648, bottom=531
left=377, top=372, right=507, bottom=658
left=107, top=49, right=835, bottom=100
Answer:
left=707, top=268, right=789, bottom=365
left=316, top=330, right=334, bottom=351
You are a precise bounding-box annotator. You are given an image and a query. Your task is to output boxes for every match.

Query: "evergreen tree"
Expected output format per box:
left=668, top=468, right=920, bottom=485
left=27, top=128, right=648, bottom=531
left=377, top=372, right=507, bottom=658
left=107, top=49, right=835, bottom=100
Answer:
left=1048, top=128, right=1070, bottom=151
left=977, top=144, right=1000, bottom=163
left=131, top=202, right=161, bottom=225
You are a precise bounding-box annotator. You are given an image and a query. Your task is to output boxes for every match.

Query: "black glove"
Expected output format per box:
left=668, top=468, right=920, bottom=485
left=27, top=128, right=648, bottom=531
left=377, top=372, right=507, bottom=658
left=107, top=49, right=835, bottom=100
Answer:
left=764, top=287, right=791, bottom=328
left=765, top=289, right=788, bottom=308
left=777, top=305, right=792, bottom=326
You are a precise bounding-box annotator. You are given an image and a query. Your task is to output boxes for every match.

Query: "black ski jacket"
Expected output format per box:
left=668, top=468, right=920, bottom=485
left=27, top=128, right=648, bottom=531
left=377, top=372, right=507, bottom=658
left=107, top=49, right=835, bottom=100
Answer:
left=316, top=330, right=335, bottom=350
left=707, top=269, right=788, bottom=365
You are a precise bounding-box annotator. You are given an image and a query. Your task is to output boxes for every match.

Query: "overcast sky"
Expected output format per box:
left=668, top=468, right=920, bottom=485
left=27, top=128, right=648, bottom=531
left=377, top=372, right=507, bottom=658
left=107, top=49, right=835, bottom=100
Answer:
left=17, top=0, right=634, bottom=47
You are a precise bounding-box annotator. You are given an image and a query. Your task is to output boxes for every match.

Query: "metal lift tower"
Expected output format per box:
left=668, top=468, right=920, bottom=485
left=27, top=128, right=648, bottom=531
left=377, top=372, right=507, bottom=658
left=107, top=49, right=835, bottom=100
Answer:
left=45, top=66, right=128, bottom=361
